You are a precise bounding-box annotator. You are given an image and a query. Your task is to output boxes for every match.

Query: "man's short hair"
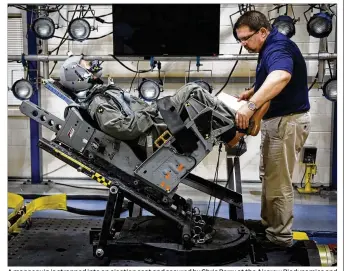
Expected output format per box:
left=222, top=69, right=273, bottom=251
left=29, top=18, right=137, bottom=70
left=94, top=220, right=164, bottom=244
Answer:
left=233, top=11, right=272, bottom=41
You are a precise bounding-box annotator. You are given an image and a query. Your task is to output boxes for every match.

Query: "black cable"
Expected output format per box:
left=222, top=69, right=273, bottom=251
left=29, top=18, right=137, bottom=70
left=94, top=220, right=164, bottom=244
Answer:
left=300, top=166, right=307, bottom=188
left=212, top=145, right=222, bottom=217
left=66, top=205, right=128, bottom=216
left=213, top=138, right=245, bottom=218
left=57, top=8, right=68, bottom=22
left=206, top=143, right=222, bottom=216
left=49, top=37, right=68, bottom=54
left=328, top=6, right=336, bottom=17
left=109, top=54, right=152, bottom=74
left=12, top=4, right=40, bottom=16
left=187, top=60, right=191, bottom=83
left=205, top=138, right=246, bottom=218
left=308, top=72, right=318, bottom=91
left=47, top=5, right=64, bottom=13
left=158, top=61, right=161, bottom=81
left=327, top=60, right=333, bottom=78
left=214, top=46, right=243, bottom=96
left=89, top=6, right=96, bottom=18
left=94, top=17, right=113, bottom=24
left=48, top=5, right=79, bottom=75
left=52, top=181, right=108, bottom=191
left=130, top=61, right=140, bottom=92
left=49, top=62, right=58, bottom=76
left=9, top=201, right=127, bottom=218
left=53, top=31, right=113, bottom=41
left=84, top=5, right=93, bottom=18
left=11, top=5, right=31, bottom=11
left=66, top=206, right=106, bottom=216
left=51, top=36, right=73, bottom=41
left=13, top=194, right=110, bottom=201
left=51, top=5, right=79, bottom=54
left=83, top=11, right=113, bottom=18
left=156, top=61, right=164, bottom=86
left=49, top=38, right=67, bottom=74
left=79, top=6, right=85, bottom=18
left=88, top=32, right=113, bottom=40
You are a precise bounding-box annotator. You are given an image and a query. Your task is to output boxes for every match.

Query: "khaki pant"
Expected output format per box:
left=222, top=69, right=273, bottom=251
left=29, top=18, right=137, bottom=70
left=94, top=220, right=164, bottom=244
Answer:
left=259, top=111, right=311, bottom=246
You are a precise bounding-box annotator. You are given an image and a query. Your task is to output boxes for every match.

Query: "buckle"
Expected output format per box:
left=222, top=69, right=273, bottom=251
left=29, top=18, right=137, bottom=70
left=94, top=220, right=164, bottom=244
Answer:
left=154, top=130, right=172, bottom=148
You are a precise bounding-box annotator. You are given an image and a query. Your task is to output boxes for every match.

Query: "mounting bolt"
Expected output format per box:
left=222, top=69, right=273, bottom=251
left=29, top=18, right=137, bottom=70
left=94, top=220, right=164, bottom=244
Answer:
left=95, top=248, right=104, bottom=258
left=183, top=234, right=191, bottom=242
left=238, top=225, right=248, bottom=234
left=109, top=186, right=118, bottom=195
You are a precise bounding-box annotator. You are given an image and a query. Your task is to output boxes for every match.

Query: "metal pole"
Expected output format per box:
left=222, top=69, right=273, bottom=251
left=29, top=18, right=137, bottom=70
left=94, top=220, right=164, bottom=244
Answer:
left=331, top=5, right=337, bottom=190
left=7, top=53, right=337, bottom=62
left=331, top=103, right=337, bottom=190
left=27, top=6, right=43, bottom=184
left=42, top=42, right=49, bottom=78
left=38, top=6, right=49, bottom=79
left=317, top=38, right=327, bottom=85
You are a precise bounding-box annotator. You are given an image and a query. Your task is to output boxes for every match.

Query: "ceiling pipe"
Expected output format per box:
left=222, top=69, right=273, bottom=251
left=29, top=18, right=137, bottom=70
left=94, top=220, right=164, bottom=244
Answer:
left=8, top=53, right=337, bottom=62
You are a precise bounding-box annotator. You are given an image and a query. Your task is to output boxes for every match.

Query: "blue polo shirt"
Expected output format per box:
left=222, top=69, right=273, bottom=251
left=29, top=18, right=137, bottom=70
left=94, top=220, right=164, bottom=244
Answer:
left=254, top=27, right=310, bottom=119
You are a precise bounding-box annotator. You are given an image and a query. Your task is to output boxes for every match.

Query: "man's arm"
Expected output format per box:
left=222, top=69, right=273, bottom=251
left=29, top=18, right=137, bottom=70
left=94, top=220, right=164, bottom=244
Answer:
left=235, top=70, right=291, bottom=130
left=237, top=87, right=255, bottom=101
left=249, top=70, right=291, bottom=109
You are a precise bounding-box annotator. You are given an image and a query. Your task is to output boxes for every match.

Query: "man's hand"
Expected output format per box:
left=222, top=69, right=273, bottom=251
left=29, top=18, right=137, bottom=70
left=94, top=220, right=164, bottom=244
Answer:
left=237, top=88, right=254, bottom=101
left=235, top=103, right=255, bottom=130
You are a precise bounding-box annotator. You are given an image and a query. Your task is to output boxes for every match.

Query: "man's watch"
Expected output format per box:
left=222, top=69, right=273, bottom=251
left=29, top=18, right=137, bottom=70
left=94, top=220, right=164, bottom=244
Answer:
left=247, top=101, right=257, bottom=111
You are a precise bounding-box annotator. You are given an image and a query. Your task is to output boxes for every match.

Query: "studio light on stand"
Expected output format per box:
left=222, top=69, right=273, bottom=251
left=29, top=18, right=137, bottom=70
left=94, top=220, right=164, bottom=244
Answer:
left=322, top=78, right=337, bottom=102
left=138, top=79, right=161, bottom=102
left=273, top=15, right=296, bottom=38
left=32, top=16, right=55, bottom=40
left=304, top=4, right=335, bottom=38
left=268, top=5, right=299, bottom=38
left=307, top=12, right=333, bottom=38
left=11, top=79, right=34, bottom=101
left=68, top=18, right=91, bottom=41
left=229, top=4, right=255, bottom=30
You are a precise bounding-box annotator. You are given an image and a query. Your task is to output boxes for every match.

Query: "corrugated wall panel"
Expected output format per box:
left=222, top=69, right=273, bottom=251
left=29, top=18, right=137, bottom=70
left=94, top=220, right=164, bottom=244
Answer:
left=8, top=17, right=24, bottom=105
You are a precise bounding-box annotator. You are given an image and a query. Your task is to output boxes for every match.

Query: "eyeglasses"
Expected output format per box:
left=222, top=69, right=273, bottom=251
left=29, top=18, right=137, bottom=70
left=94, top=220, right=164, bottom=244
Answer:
left=236, top=29, right=260, bottom=43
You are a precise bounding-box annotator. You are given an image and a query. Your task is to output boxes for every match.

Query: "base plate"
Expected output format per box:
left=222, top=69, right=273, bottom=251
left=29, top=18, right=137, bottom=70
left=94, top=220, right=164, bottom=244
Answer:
left=8, top=218, right=109, bottom=266
left=8, top=218, right=322, bottom=267
left=98, top=216, right=251, bottom=265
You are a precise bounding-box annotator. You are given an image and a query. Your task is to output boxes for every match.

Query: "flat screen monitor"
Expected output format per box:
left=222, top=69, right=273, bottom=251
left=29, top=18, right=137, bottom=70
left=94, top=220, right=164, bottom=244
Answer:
left=112, top=4, right=220, bottom=56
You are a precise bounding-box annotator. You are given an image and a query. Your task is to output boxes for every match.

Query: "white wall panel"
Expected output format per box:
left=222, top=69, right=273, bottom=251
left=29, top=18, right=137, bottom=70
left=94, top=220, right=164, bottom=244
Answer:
left=8, top=16, right=24, bottom=105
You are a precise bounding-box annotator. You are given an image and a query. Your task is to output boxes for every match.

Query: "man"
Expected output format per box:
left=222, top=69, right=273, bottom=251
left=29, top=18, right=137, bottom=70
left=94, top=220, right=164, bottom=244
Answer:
left=233, top=11, right=311, bottom=248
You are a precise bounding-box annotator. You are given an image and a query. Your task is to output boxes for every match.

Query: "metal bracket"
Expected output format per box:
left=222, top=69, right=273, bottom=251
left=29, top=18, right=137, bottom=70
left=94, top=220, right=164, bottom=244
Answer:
left=19, top=101, right=65, bottom=133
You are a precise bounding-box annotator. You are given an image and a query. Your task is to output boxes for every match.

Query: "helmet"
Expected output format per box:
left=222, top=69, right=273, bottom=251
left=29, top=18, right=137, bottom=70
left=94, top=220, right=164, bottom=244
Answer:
left=59, top=55, right=103, bottom=93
